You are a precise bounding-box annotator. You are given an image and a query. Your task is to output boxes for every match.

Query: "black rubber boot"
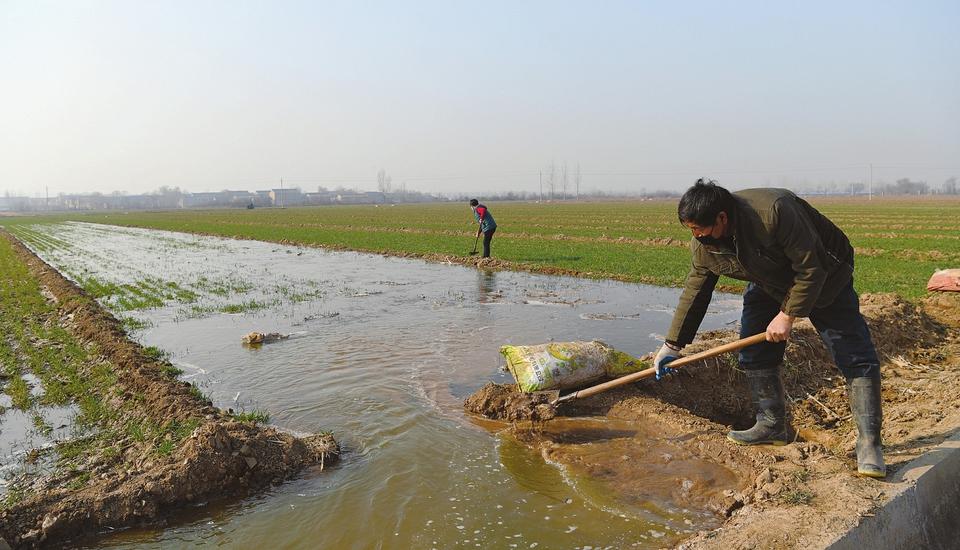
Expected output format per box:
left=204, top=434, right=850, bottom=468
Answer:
left=727, top=368, right=789, bottom=446
left=847, top=375, right=886, bottom=478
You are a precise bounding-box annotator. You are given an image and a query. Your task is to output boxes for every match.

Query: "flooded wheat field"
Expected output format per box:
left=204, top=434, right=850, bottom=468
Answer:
left=8, top=222, right=743, bottom=548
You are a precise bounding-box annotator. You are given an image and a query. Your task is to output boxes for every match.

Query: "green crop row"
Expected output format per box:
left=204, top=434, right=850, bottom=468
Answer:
left=3, top=196, right=958, bottom=298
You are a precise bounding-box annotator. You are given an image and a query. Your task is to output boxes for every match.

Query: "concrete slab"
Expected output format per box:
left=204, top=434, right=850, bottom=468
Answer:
left=828, top=429, right=960, bottom=550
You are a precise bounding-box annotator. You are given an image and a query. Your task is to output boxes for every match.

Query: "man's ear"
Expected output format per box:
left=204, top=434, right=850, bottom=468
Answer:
left=717, top=211, right=728, bottom=225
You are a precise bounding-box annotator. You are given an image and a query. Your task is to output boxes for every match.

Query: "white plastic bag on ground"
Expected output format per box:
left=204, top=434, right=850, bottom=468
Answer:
left=501, top=340, right=647, bottom=393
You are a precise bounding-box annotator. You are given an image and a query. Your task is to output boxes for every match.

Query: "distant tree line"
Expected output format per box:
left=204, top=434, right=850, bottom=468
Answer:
left=450, top=188, right=678, bottom=202
left=461, top=175, right=960, bottom=203
left=788, top=177, right=959, bottom=196
left=539, top=161, right=583, bottom=200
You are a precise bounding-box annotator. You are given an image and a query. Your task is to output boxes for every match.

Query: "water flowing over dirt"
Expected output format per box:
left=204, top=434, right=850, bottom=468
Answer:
left=467, top=292, right=960, bottom=548
left=0, top=233, right=339, bottom=548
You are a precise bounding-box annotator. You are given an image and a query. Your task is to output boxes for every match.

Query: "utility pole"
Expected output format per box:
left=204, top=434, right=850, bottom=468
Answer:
left=45, top=186, right=49, bottom=211
left=869, top=164, right=873, bottom=201
left=539, top=170, right=542, bottom=203
left=280, top=177, right=284, bottom=208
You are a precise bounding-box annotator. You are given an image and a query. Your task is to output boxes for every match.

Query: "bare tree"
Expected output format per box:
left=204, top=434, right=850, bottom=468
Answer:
left=154, top=185, right=183, bottom=209
left=575, top=162, right=581, bottom=199
left=561, top=162, right=568, bottom=200
left=944, top=177, right=958, bottom=195
left=377, top=169, right=392, bottom=193
left=893, top=178, right=928, bottom=195
left=546, top=162, right=557, bottom=200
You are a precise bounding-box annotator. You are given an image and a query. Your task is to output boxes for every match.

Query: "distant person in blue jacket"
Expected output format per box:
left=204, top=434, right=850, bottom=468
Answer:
left=470, top=199, right=497, bottom=258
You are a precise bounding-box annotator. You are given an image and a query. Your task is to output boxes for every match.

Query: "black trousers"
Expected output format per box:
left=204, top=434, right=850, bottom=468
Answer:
left=738, top=280, right=880, bottom=379
left=482, top=228, right=496, bottom=258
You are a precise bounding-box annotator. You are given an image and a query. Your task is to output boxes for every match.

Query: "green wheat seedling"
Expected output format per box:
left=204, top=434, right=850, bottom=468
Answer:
left=231, top=409, right=271, bottom=424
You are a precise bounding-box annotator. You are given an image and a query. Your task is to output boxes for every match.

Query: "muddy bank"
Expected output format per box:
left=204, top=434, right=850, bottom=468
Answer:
left=469, top=293, right=940, bottom=427
left=467, top=292, right=960, bottom=548
left=0, top=232, right=339, bottom=548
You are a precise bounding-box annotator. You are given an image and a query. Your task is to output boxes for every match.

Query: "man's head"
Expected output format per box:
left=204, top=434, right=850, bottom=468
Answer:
left=678, top=179, right=734, bottom=244
left=469, top=198, right=479, bottom=210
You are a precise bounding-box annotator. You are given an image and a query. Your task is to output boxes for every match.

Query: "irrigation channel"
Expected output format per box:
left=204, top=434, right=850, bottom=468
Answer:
left=7, top=221, right=743, bottom=548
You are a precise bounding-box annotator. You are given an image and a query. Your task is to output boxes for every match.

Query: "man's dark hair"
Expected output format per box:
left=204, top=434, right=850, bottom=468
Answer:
left=677, top=178, right=734, bottom=226
left=469, top=199, right=479, bottom=206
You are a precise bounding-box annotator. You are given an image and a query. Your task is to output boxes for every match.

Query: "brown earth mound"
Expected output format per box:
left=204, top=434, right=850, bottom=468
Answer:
left=922, top=292, right=960, bottom=327
left=2, top=423, right=335, bottom=546
left=0, top=233, right=340, bottom=548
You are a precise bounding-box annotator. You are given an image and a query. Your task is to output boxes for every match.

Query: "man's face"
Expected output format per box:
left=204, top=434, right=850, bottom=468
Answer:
left=684, top=211, right=729, bottom=240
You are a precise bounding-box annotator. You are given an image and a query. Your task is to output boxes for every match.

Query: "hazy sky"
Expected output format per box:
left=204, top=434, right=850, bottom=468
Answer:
left=1, top=1, right=957, bottom=197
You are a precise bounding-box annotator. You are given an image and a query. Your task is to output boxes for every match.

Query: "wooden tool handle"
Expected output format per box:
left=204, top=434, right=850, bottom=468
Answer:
left=664, top=332, right=768, bottom=369
left=561, top=333, right=768, bottom=402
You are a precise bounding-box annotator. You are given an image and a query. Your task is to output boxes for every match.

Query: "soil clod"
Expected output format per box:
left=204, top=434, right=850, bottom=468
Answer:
left=463, top=383, right=557, bottom=422
left=241, top=331, right=290, bottom=345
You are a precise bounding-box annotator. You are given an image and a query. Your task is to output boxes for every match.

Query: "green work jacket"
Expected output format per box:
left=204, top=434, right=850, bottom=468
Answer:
left=666, top=188, right=854, bottom=347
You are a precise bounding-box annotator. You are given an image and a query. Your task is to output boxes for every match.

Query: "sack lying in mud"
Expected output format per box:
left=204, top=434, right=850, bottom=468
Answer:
left=501, top=341, right=646, bottom=393
left=241, top=332, right=289, bottom=345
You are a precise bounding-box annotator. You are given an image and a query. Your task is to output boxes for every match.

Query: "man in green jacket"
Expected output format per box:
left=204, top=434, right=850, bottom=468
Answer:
left=654, top=179, right=885, bottom=478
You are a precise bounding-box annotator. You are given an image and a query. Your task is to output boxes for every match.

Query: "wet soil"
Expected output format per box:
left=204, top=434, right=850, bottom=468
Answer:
left=464, top=383, right=557, bottom=422
left=0, top=233, right=339, bottom=548
left=467, top=292, right=960, bottom=548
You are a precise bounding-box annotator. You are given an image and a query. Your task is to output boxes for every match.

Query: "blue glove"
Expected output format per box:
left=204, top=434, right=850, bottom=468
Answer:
left=654, top=343, right=680, bottom=381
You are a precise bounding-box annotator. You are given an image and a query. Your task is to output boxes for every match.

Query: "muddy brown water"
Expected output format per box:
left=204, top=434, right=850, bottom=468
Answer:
left=9, top=222, right=743, bottom=548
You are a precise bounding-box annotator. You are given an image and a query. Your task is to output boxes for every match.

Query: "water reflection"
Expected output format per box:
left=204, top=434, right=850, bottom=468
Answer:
left=477, top=269, right=499, bottom=303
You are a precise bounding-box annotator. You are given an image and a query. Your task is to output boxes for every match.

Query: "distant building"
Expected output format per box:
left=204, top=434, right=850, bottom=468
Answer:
left=222, top=190, right=255, bottom=206
left=336, top=192, right=372, bottom=204
left=304, top=192, right=336, bottom=205
left=119, top=195, right=159, bottom=209
left=61, top=194, right=120, bottom=210
left=182, top=192, right=225, bottom=208
left=364, top=192, right=386, bottom=204
left=253, top=190, right=273, bottom=207
left=269, top=188, right=304, bottom=206
left=0, top=196, right=29, bottom=211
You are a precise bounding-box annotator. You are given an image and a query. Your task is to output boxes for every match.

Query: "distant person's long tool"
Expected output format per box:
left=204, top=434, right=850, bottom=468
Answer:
left=469, top=233, right=480, bottom=256
left=544, top=333, right=769, bottom=406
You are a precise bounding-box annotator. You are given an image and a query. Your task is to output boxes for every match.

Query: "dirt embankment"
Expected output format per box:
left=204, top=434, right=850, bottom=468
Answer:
left=467, top=292, right=960, bottom=549
left=0, top=234, right=339, bottom=548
